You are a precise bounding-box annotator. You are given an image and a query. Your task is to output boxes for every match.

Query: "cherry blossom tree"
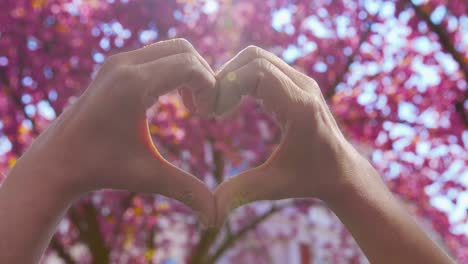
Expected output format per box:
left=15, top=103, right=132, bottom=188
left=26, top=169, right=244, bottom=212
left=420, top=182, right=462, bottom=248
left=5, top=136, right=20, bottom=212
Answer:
left=0, top=0, right=466, bottom=263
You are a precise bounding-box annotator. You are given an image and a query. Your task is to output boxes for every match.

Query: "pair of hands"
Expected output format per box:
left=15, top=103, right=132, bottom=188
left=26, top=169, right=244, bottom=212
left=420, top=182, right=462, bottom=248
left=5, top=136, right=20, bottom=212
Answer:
left=24, top=38, right=362, bottom=227
left=5, top=38, right=457, bottom=264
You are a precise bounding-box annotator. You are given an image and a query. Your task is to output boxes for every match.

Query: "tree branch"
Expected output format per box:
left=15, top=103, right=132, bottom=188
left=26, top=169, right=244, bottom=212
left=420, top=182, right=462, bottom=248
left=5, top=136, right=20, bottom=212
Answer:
left=212, top=147, right=225, bottom=184
left=112, top=192, right=136, bottom=243
left=69, top=202, right=110, bottom=263
left=407, top=0, right=467, bottom=79
left=406, top=0, right=468, bottom=125
left=325, top=20, right=372, bottom=100
left=144, top=225, right=157, bottom=262
left=0, top=58, right=39, bottom=139
left=190, top=228, right=220, bottom=264
left=207, top=205, right=284, bottom=264
left=50, top=236, right=75, bottom=264
left=188, top=133, right=226, bottom=263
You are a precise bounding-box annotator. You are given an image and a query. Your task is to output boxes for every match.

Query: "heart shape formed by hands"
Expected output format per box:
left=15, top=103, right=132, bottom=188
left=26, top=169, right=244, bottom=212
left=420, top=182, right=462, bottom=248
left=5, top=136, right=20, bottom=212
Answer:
left=71, top=38, right=355, bottom=229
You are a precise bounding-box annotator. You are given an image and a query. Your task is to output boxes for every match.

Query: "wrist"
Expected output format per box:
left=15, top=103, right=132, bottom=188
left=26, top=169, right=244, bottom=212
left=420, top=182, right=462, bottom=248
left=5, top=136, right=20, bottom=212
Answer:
left=319, top=144, right=385, bottom=207
left=10, top=145, right=84, bottom=201
left=0, top=149, right=79, bottom=262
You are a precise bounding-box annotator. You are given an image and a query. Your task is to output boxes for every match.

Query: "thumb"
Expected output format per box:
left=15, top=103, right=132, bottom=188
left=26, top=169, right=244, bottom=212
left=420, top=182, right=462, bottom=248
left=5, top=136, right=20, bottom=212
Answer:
left=214, top=165, right=285, bottom=227
left=129, top=155, right=216, bottom=228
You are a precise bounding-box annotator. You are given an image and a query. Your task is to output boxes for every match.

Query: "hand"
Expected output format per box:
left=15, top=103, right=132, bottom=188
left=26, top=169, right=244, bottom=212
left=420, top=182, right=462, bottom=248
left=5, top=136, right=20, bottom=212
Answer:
left=214, top=46, right=363, bottom=226
left=211, top=46, right=455, bottom=264
left=16, top=38, right=217, bottom=226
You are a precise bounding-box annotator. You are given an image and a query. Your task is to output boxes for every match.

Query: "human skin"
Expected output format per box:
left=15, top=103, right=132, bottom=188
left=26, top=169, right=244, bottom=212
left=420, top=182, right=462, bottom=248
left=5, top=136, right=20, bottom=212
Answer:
left=0, top=40, right=456, bottom=264
left=213, top=46, right=456, bottom=264
left=0, top=39, right=218, bottom=263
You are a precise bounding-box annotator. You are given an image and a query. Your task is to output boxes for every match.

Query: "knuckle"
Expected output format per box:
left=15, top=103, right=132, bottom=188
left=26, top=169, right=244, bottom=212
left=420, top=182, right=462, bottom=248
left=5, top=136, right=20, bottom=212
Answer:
left=180, top=52, right=199, bottom=64
left=179, top=53, right=202, bottom=75
left=99, top=65, right=142, bottom=102
left=243, top=45, right=265, bottom=60
left=305, top=93, right=323, bottom=113
left=103, top=53, right=125, bottom=69
left=114, top=64, right=144, bottom=84
left=178, top=53, right=205, bottom=82
left=309, top=78, right=319, bottom=89
left=305, top=78, right=321, bottom=96
left=173, top=38, right=194, bottom=52
left=252, top=57, right=271, bottom=72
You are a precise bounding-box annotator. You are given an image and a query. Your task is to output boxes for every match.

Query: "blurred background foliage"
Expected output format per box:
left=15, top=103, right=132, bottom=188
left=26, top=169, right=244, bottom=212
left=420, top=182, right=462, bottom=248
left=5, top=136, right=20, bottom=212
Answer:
left=0, top=0, right=467, bottom=263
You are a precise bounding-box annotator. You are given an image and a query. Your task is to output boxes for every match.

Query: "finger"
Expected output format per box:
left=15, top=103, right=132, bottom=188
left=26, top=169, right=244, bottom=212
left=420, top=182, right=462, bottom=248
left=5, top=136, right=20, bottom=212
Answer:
left=178, top=86, right=197, bottom=112
left=217, top=46, right=336, bottom=129
left=137, top=52, right=217, bottom=114
left=214, top=166, right=287, bottom=227
left=216, top=57, right=308, bottom=125
left=217, top=46, right=317, bottom=93
left=129, top=152, right=216, bottom=228
left=120, top=38, right=214, bottom=75
left=220, top=47, right=336, bottom=129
